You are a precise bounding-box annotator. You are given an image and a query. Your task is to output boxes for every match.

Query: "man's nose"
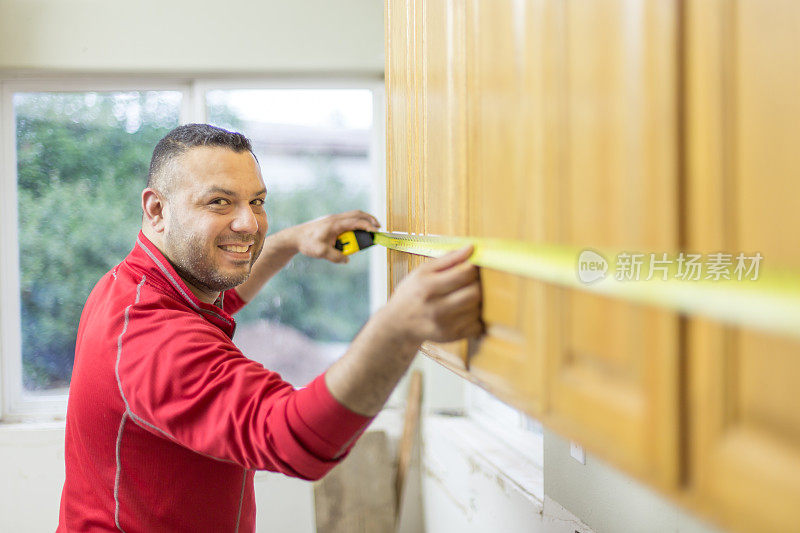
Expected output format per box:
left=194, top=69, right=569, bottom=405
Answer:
left=230, top=205, right=260, bottom=234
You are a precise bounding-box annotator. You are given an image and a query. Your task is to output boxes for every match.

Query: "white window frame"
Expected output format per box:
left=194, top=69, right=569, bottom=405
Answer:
left=0, top=76, right=385, bottom=422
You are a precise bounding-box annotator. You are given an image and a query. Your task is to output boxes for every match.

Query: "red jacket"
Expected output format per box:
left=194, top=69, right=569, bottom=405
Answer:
left=58, top=232, right=371, bottom=532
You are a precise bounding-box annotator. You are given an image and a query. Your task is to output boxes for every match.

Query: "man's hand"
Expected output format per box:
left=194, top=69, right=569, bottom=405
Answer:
left=379, top=245, right=484, bottom=345
left=293, top=210, right=381, bottom=264
left=325, top=245, right=483, bottom=416
left=235, top=210, right=380, bottom=302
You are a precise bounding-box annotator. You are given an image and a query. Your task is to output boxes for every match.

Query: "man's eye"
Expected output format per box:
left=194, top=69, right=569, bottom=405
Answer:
left=252, top=198, right=265, bottom=206
left=210, top=198, right=230, bottom=206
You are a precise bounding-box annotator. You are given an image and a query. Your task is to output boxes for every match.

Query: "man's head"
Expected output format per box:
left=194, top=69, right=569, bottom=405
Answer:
left=142, top=124, right=268, bottom=303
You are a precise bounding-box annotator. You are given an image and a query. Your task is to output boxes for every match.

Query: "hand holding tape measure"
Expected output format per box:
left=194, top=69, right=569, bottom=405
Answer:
left=335, top=229, right=800, bottom=340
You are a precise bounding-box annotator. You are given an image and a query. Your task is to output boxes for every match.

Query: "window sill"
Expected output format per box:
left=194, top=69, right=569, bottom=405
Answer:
left=0, top=419, right=66, bottom=432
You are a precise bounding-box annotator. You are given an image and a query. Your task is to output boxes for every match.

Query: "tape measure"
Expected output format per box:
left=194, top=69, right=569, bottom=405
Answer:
left=334, top=230, right=378, bottom=256
left=334, top=230, right=800, bottom=340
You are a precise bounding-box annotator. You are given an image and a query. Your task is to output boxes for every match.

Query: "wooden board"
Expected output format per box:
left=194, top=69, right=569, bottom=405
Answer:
left=314, top=431, right=396, bottom=533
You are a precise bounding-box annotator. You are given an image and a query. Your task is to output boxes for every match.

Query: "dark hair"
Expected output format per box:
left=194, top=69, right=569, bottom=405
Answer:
left=146, top=123, right=255, bottom=190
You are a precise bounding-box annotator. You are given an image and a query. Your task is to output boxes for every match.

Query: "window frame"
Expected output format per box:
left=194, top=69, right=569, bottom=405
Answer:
left=0, top=76, right=385, bottom=422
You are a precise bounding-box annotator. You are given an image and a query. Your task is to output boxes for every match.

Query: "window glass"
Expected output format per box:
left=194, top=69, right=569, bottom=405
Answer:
left=207, top=89, right=374, bottom=386
left=14, top=91, right=182, bottom=394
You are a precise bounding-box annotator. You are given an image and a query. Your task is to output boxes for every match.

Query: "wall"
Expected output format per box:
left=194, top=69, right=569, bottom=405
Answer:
left=419, top=357, right=723, bottom=533
left=0, top=424, right=65, bottom=531
left=0, top=0, right=384, bottom=74
left=0, top=423, right=317, bottom=531
left=544, top=429, right=719, bottom=533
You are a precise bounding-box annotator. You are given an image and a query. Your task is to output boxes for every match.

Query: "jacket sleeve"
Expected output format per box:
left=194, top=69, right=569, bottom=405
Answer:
left=222, top=288, right=247, bottom=315
left=116, top=298, right=372, bottom=480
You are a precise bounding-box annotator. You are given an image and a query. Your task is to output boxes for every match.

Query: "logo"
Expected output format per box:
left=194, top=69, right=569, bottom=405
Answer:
left=577, top=249, right=608, bottom=284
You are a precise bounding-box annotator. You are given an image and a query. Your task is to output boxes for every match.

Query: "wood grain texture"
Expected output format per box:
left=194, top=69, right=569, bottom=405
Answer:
left=686, top=1, right=800, bottom=531
left=461, top=0, right=549, bottom=418
left=545, top=0, right=681, bottom=489
left=387, top=0, right=681, bottom=488
left=314, top=431, right=395, bottom=533
left=395, top=370, right=423, bottom=520
left=386, top=0, right=414, bottom=304
left=386, top=0, right=800, bottom=529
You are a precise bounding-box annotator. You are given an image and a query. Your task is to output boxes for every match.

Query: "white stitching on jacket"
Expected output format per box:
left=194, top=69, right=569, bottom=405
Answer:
left=114, top=275, right=239, bottom=465
left=112, top=276, right=147, bottom=532
left=113, top=274, right=253, bottom=532
left=135, top=238, right=232, bottom=325
left=114, top=412, right=128, bottom=532
left=234, top=469, right=248, bottom=532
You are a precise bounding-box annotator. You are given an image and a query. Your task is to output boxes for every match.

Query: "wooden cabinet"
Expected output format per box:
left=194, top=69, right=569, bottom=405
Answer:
left=386, top=0, right=558, bottom=413
left=386, top=0, right=800, bottom=529
left=385, top=0, right=412, bottom=308
left=544, top=0, right=681, bottom=488
left=387, top=0, right=680, bottom=484
left=686, top=1, right=800, bottom=531
left=460, top=0, right=554, bottom=417
left=387, top=0, right=471, bottom=370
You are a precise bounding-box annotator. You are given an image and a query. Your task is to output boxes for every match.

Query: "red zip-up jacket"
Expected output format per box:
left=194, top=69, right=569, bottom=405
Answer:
left=57, top=232, right=372, bottom=532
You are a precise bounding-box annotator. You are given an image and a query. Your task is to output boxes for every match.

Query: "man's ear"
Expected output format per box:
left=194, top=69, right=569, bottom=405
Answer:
left=142, top=188, right=167, bottom=233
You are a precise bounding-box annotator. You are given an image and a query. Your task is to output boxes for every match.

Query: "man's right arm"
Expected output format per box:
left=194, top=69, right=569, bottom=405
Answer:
left=325, top=246, right=483, bottom=416
left=115, top=247, right=480, bottom=478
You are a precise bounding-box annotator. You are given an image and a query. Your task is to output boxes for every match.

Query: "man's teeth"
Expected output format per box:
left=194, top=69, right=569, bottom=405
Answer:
left=221, top=244, right=250, bottom=253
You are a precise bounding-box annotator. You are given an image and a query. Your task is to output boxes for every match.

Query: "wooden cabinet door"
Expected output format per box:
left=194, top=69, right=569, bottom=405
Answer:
left=386, top=0, right=556, bottom=415
left=545, top=0, right=681, bottom=488
left=387, top=0, right=683, bottom=485
left=415, top=0, right=472, bottom=369
left=387, top=0, right=471, bottom=369
left=386, top=0, right=414, bottom=301
left=686, top=2, right=800, bottom=531
left=458, top=0, right=560, bottom=417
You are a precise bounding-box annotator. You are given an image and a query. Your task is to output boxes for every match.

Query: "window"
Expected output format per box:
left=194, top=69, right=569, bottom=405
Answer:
left=0, top=79, right=384, bottom=420
left=205, top=88, right=378, bottom=386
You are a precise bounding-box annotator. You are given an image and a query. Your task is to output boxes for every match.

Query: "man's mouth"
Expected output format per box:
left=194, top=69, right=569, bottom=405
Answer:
left=219, top=244, right=252, bottom=254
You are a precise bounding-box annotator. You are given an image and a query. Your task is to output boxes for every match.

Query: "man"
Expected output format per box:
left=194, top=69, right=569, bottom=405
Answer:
left=58, top=124, right=482, bottom=532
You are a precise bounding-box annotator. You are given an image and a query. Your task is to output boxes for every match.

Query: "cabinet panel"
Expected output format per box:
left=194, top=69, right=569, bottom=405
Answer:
left=386, top=0, right=412, bottom=238
left=546, top=0, right=680, bottom=487
left=418, top=0, right=468, bottom=239
left=415, top=0, right=471, bottom=367
left=385, top=0, right=413, bottom=302
left=459, top=0, right=558, bottom=416
left=386, top=0, right=682, bottom=485
left=687, top=1, right=800, bottom=531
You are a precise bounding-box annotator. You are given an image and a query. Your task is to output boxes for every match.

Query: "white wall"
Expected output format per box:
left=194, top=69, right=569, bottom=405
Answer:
left=418, top=357, right=723, bottom=533
left=0, top=424, right=65, bottom=531
left=544, top=429, right=719, bottom=533
left=0, top=0, right=384, bottom=74
left=0, top=423, right=318, bottom=531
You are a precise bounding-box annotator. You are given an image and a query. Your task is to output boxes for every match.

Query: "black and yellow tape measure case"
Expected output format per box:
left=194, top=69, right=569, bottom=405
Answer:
left=335, top=230, right=376, bottom=256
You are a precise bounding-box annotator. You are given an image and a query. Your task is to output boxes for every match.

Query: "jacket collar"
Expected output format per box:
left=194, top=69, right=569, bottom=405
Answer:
left=125, top=231, right=236, bottom=337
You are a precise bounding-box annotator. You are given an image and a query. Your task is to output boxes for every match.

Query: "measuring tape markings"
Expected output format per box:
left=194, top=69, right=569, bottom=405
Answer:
left=362, top=231, right=800, bottom=340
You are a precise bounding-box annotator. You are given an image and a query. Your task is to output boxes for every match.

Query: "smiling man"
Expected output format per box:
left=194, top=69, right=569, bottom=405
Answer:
left=57, top=124, right=482, bottom=532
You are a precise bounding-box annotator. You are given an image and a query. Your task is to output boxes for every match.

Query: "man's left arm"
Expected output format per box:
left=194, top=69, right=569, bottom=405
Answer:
left=234, top=210, right=381, bottom=303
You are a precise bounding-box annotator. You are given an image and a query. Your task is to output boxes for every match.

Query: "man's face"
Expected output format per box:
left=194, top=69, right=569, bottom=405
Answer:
left=160, top=146, right=268, bottom=297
